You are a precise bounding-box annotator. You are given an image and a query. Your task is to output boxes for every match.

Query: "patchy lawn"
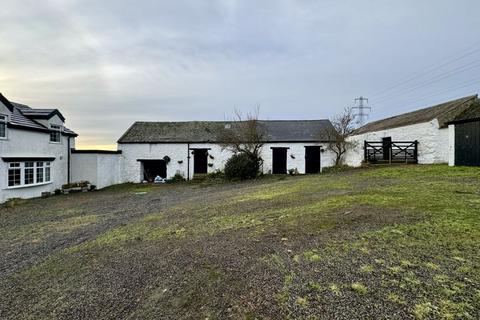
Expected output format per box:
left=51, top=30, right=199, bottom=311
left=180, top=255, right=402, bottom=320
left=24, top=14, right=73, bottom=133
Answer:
left=0, top=165, right=479, bottom=319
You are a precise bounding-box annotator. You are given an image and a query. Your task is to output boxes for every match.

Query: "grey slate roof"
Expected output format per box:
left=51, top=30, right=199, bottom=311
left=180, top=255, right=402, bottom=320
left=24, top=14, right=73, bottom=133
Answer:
left=1, top=93, right=76, bottom=136
left=354, top=95, right=478, bottom=135
left=118, top=120, right=335, bottom=143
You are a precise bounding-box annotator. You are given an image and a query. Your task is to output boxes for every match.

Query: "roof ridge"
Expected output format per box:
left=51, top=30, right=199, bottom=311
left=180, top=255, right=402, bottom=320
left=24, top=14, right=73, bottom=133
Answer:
left=354, top=94, right=477, bottom=134
left=133, top=119, right=329, bottom=124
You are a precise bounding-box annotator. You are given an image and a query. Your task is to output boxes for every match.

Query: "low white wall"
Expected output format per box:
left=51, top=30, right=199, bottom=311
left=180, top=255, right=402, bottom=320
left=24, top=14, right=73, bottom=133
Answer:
left=118, top=142, right=336, bottom=182
left=344, top=119, right=449, bottom=167
left=71, top=152, right=121, bottom=189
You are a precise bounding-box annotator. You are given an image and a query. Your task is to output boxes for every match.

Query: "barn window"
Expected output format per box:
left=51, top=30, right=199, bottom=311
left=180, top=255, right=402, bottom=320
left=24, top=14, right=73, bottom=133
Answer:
left=50, top=124, right=61, bottom=143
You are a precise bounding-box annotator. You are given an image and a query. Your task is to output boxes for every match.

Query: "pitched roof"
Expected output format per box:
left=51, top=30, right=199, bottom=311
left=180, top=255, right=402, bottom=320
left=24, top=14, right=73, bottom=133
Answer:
left=0, top=93, right=76, bottom=136
left=118, top=120, right=335, bottom=143
left=450, top=100, right=480, bottom=123
left=354, top=95, right=478, bottom=135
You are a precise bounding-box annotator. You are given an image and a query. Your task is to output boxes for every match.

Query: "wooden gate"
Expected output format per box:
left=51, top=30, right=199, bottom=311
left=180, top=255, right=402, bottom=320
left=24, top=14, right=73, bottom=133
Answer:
left=364, top=141, right=418, bottom=164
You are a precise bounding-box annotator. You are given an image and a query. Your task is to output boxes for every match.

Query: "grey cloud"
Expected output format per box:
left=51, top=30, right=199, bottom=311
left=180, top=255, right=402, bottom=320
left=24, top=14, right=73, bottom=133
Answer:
left=1, top=0, right=479, bottom=147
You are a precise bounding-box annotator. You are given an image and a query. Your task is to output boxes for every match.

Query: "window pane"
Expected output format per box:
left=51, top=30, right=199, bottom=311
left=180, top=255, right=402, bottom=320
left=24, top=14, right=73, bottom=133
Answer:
left=36, top=161, right=44, bottom=167
left=9, top=162, right=20, bottom=168
left=8, top=168, right=21, bottom=186
left=36, top=167, right=44, bottom=183
left=45, top=167, right=51, bottom=182
left=24, top=168, right=34, bottom=185
left=25, top=162, right=34, bottom=168
left=50, top=131, right=61, bottom=142
left=0, top=123, right=5, bottom=138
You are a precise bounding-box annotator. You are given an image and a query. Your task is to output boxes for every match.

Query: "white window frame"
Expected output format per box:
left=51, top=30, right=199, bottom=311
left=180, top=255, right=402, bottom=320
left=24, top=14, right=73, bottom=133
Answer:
left=50, top=124, right=62, bottom=143
left=7, top=161, right=52, bottom=189
left=0, top=114, right=8, bottom=139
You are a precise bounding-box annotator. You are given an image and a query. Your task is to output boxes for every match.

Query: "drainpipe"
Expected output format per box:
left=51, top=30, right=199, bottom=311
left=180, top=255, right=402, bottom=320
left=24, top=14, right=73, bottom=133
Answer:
left=67, top=137, right=71, bottom=183
left=187, top=142, right=190, bottom=181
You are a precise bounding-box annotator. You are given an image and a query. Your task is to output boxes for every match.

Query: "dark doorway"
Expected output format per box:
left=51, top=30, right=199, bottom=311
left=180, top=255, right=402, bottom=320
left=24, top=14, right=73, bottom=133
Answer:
left=305, top=146, right=321, bottom=173
left=382, top=137, right=392, bottom=161
left=272, top=148, right=288, bottom=174
left=142, top=160, right=166, bottom=181
left=193, top=149, right=208, bottom=174
left=455, top=121, right=480, bottom=166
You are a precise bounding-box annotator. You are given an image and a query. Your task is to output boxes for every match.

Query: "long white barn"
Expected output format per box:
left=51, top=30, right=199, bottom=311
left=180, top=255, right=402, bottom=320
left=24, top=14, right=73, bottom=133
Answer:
left=116, top=120, right=337, bottom=182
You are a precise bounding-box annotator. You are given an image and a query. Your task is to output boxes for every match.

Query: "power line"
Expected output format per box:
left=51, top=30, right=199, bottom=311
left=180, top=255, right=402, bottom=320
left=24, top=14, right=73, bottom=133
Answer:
left=369, top=40, right=480, bottom=100
left=372, top=81, right=479, bottom=119
left=372, top=60, right=480, bottom=105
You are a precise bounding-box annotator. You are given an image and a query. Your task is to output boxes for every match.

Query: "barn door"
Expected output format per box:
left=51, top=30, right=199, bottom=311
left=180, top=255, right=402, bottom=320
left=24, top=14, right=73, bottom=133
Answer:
left=272, top=148, right=287, bottom=174
left=305, top=146, right=321, bottom=174
left=455, top=121, right=480, bottom=166
left=142, top=160, right=167, bottom=181
left=193, top=149, right=208, bottom=174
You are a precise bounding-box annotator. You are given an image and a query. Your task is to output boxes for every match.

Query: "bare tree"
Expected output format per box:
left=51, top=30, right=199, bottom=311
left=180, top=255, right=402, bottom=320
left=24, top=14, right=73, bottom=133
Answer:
left=324, top=107, right=357, bottom=166
left=218, top=107, right=265, bottom=165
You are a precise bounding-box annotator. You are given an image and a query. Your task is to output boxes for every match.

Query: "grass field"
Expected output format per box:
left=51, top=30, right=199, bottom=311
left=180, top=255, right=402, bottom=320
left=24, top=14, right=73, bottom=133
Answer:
left=1, top=165, right=479, bottom=319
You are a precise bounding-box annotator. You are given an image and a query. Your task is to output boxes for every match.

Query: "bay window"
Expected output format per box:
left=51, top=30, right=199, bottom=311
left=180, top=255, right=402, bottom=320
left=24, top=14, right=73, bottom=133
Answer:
left=7, top=161, right=52, bottom=187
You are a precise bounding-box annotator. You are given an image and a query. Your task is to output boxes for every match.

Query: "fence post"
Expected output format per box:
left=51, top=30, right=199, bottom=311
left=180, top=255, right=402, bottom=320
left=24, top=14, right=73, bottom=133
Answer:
left=364, top=141, right=367, bottom=163
left=389, top=142, right=392, bottom=164
left=414, top=140, right=418, bottom=163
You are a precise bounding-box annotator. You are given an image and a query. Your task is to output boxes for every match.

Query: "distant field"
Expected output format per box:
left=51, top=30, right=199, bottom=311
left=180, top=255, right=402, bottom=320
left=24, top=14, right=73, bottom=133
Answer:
left=1, top=165, right=479, bottom=319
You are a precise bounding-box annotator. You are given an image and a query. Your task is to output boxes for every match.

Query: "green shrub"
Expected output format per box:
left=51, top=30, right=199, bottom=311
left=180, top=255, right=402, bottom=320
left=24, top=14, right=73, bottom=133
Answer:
left=206, top=170, right=225, bottom=181
left=224, top=153, right=260, bottom=180
left=166, top=173, right=186, bottom=183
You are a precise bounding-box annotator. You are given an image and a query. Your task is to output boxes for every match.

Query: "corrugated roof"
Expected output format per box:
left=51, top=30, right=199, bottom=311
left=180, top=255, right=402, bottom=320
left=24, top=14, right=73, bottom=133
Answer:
left=354, top=95, right=478, bottom=135
left=118, top=120, right=335, bottom=143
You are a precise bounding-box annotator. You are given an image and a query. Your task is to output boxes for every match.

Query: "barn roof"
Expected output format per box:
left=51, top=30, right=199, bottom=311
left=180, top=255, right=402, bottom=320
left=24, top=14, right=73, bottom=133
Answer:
left=449, top=100, right=480, bottom=124
left=354, top=95, right=478, bottom=135
left=118, top=120, right=335, bottom=143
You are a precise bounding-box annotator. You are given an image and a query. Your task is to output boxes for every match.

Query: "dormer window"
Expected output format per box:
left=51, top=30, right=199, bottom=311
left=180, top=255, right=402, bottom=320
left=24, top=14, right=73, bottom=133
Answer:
left=0, top=114, right=7, bottom=139
left=50, top=124, right=61, bottom=143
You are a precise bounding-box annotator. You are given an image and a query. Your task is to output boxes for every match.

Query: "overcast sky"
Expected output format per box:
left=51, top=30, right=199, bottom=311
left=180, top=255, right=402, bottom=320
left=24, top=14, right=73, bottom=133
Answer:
left=1, top=0, right=479, bottom=148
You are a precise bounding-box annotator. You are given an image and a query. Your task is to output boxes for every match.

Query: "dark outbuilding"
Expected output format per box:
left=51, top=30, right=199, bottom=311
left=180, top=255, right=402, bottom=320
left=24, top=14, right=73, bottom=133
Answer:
left=449, top=101, right=480, bottom=166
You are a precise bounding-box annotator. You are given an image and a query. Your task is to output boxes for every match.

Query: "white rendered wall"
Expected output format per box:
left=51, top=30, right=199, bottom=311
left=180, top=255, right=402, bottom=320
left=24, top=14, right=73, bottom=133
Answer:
left=344, top=119, right=448, bottom=167
left=71, top=153, right=121, bottom=189
left=0, top=127, right=72, bottom=203
left=118, top=142, right=336, bottom=182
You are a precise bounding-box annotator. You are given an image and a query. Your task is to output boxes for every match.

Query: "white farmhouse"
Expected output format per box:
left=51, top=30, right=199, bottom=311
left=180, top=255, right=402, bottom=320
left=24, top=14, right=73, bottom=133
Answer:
left=345, top=95, right=478, bottom=167
left=116, top=120, right=337, bottom=182
left=0, top=93, right=77, bottom=203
